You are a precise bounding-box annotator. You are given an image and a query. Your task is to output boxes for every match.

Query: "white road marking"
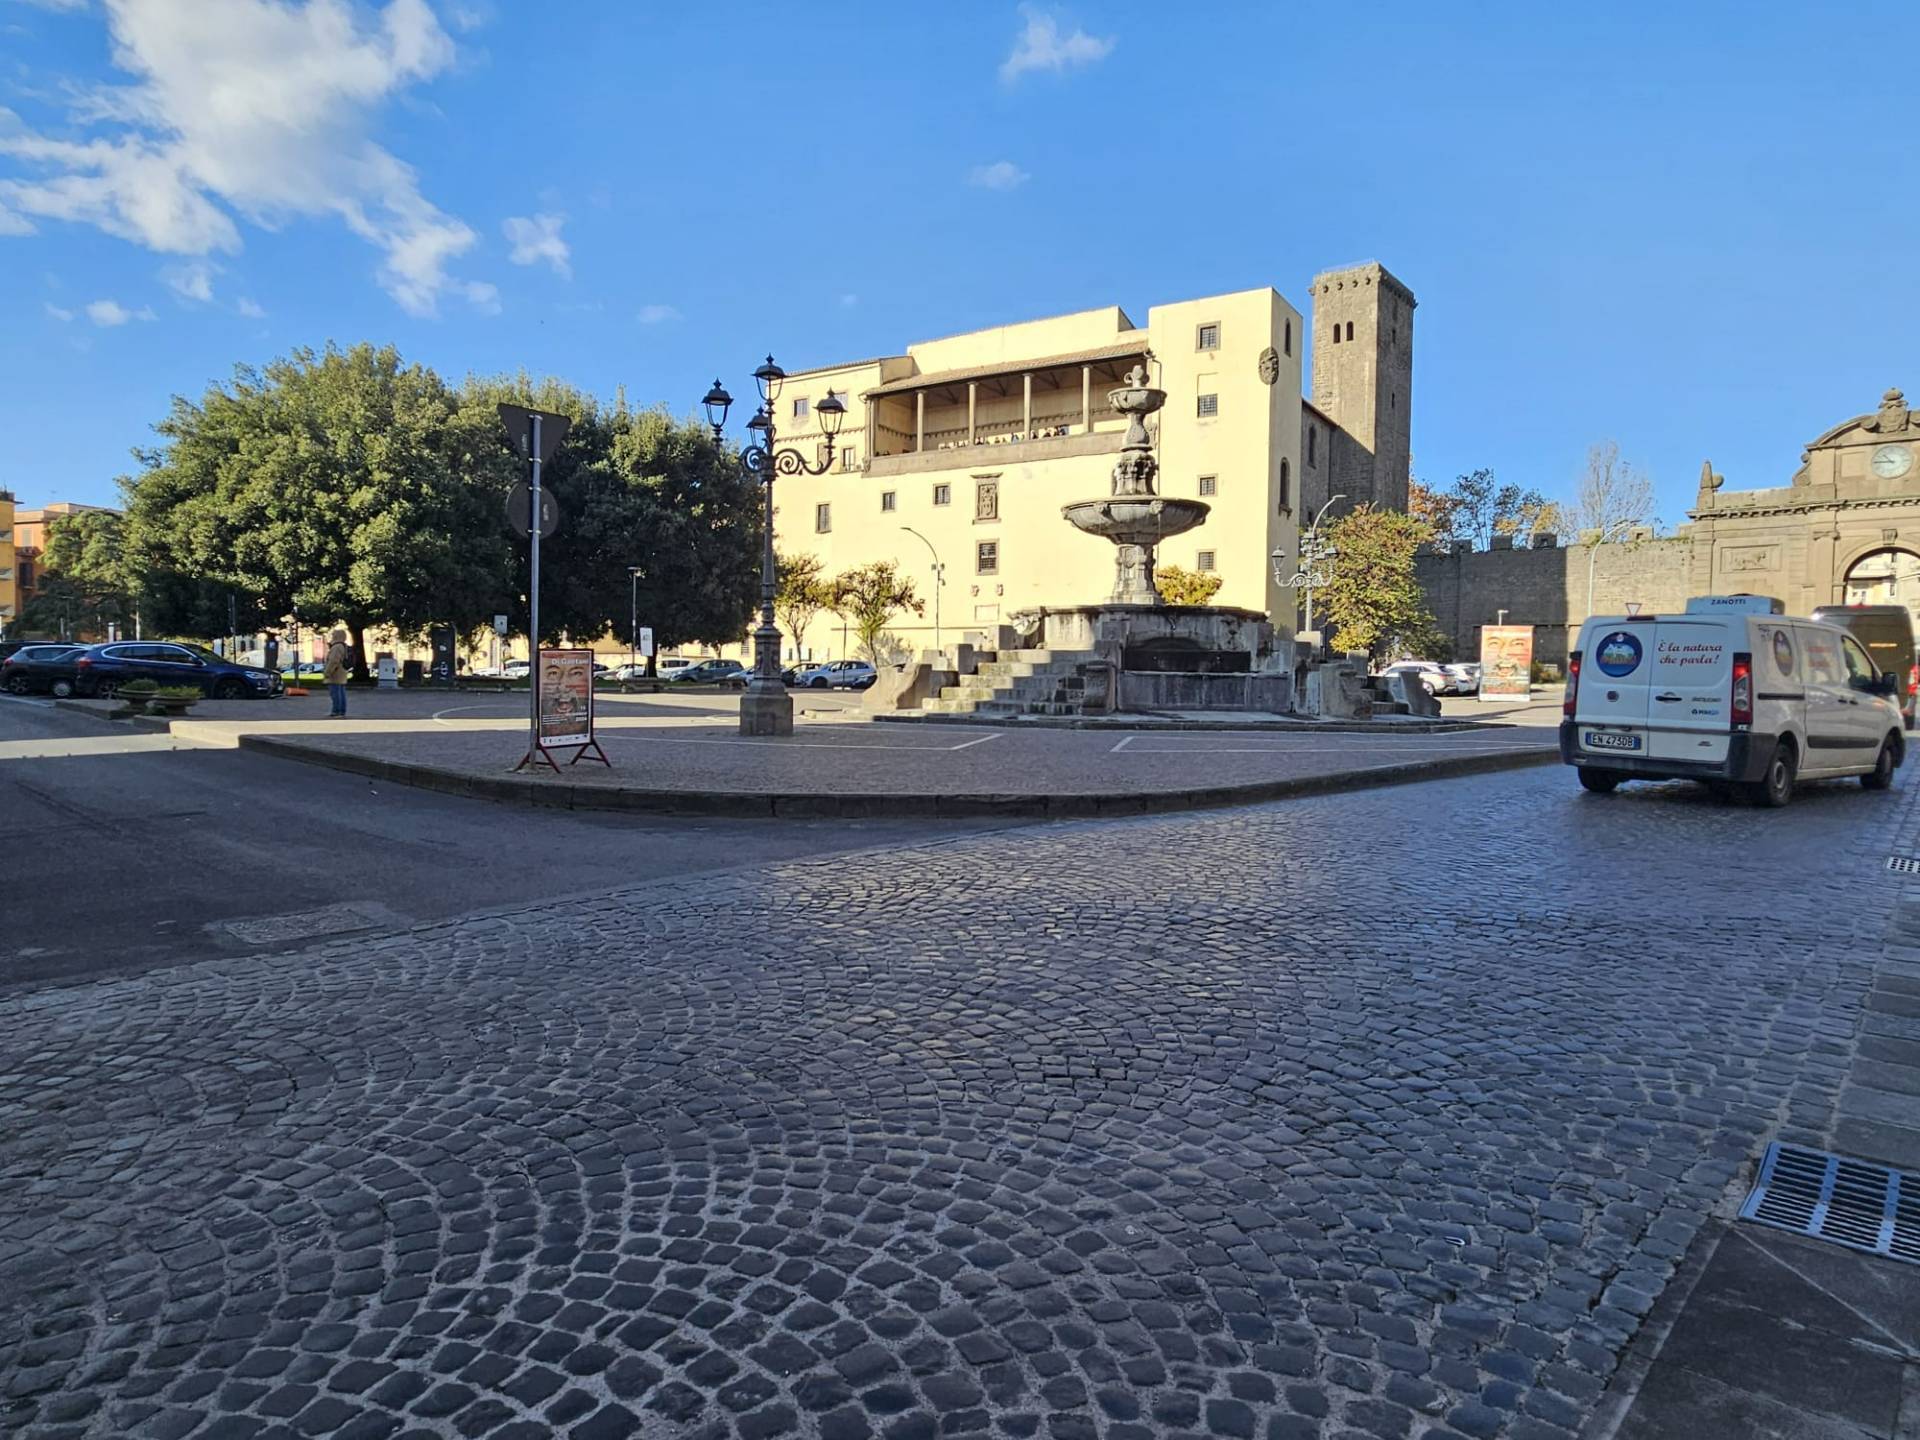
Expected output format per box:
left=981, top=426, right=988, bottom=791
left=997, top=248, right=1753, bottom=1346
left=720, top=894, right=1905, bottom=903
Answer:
left=1110, top=734, right=1136, bottom=753
left=0, top=734, right=214, bottom=760
left=0, top=694, right=55, bottom=709
left=948, top=733, right=1004, bottom=750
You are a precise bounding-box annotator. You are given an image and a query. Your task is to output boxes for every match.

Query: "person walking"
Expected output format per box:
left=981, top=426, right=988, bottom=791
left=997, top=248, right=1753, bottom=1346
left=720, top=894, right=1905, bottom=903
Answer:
left=322, top=629, right=351, bottom=718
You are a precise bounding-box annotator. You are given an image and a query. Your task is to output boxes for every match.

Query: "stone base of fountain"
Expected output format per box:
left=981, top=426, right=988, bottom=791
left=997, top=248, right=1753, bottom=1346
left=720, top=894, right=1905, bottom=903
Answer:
left=1010, top=602, right=1295, bottom=714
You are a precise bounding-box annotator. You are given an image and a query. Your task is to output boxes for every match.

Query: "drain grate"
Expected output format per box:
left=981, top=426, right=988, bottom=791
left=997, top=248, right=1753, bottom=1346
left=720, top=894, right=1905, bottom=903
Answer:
left=1887, top=856, right=1920, bottom=875
left=1739, top=1142, right=1918, bottom=1266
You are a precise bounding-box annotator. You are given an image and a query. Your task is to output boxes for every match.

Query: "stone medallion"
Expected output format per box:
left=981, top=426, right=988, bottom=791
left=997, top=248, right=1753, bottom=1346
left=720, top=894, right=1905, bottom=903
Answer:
left=1257, top=346, right=1280, bottom=385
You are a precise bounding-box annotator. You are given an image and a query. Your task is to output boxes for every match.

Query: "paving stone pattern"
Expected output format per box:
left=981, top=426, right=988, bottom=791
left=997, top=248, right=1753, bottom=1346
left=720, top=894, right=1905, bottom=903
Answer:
left=0, top=769, right=1905, bottom=1439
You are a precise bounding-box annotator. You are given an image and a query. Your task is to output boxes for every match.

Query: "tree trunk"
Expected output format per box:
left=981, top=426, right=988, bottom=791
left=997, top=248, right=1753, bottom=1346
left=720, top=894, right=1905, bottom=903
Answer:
left=348, top=620, right=371, bottom=683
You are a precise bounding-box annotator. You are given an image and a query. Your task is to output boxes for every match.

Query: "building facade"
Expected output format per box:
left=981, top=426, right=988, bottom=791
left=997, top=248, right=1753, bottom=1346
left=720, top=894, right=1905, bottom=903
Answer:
left=1416, top=385, right=1920, bottom=666
left=0, top=493, right=15, bottom=632
left=11, top=500, right=121, bottom=614
left=762, top=263, right=1414, bottom=661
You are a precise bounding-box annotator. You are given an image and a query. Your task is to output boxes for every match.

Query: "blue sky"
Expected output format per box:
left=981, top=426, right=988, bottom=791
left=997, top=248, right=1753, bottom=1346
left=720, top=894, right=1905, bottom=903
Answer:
left=2, top=0, right=1913, bottom=525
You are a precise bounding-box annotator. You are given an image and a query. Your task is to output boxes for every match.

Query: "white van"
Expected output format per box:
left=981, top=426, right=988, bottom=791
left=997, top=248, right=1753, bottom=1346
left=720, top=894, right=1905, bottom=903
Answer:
left=1560, top=594, right=1907, bottom=806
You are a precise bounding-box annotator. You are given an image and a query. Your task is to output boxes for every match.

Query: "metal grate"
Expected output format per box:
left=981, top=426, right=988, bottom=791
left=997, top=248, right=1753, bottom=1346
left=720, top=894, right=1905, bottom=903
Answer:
left=1739, top=1142, right=1918, bottom=1266
left=1887, top=856, right=1920, bottom=875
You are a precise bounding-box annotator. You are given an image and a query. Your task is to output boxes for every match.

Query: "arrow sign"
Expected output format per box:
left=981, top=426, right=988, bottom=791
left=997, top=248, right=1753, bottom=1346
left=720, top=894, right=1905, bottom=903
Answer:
left=498, top=403, right=571, bottom=463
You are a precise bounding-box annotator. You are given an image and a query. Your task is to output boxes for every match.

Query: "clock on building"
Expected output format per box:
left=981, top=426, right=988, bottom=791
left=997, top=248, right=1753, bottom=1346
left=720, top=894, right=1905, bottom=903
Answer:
left=1871, top=443, right=1914, bottom=480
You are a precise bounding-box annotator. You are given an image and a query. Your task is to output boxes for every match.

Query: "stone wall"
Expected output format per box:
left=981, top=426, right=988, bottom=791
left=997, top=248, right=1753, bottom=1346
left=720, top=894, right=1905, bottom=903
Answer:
left=1416, top=536, right=1696, bottom=666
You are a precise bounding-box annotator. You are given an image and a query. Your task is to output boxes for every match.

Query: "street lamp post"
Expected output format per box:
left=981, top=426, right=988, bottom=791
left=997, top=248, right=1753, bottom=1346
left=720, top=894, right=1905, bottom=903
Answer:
left=1270, top=492, right=1347, bottom=641
left=899, top=525, right=944, bottom=652
left=628, top=565, right=643, bottom=676
left=702, top=359, right=846, bottom=736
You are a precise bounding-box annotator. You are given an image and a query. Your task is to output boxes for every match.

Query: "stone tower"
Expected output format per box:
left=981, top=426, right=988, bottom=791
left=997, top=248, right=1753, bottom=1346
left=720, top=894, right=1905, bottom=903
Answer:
left=1309, top=262, right=1415, bottom=514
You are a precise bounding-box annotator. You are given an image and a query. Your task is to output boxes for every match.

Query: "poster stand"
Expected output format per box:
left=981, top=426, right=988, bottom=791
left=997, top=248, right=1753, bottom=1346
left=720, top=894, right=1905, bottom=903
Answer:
left=514, top=647, right=613, bottom=773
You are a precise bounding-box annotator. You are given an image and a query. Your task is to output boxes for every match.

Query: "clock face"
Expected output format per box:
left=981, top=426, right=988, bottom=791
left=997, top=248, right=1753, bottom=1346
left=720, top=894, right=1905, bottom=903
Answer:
left=1872, top=443, right=1914, bottom=479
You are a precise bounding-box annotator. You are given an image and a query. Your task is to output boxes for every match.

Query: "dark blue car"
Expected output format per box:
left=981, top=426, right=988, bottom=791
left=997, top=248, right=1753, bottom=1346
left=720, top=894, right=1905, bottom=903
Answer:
left=72, top=641, right=284, bottom=700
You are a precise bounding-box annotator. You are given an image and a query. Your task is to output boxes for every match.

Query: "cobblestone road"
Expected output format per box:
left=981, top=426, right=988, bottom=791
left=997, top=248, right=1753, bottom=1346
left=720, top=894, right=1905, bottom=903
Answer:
left=1, top=767, right=1905, bottom=1439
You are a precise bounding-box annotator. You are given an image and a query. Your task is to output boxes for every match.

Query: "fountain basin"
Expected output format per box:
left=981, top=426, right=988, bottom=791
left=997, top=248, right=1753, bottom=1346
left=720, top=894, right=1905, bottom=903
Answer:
left=1061, top=496, right=1211, bottom=545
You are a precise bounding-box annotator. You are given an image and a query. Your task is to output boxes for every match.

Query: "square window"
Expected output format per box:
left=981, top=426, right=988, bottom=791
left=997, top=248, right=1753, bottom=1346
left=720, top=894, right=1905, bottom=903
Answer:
left=976, top=541, right=998, bottom=575
left=1198, top=475, right=1218, bottom=497
left=1197, top=393, right=1218, bottom=418
left=793, top=397, right=810, bottom=419
left=1197, top=322, right=1220, bottom=351
left=1197, top=551, right=1216, bottom=572
left=815, top=502, right=831, bottom=534
left=840, top=446, right=858, bottom=471
left=880, top=491, right=896, bottom=512
left=933, top=483, right=951, bottom=506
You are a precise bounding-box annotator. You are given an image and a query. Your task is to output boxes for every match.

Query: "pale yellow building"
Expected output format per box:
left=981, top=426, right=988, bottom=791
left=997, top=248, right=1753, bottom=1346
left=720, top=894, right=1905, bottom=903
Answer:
left=762, top=262, right=1413, bottom=661
left=0, top=492, right=16, bottom=632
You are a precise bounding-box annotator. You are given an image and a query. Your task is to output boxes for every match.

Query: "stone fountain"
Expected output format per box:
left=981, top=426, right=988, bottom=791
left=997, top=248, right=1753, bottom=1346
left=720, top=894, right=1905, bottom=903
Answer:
left=1062, top=364, right=1211, bottom=603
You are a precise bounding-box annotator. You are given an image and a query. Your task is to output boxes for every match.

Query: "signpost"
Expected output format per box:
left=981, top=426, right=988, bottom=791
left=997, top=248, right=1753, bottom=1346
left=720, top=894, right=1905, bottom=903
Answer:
left=1479, top=623, right=1535, bottom=702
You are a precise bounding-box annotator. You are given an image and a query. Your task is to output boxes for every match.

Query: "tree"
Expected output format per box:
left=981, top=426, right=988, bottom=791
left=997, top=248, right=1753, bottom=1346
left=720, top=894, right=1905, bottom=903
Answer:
left=774, top=551, right=833, bottom=657
left=26, top=508, right=134, bottom=638
left=1569, top=440, right=1655, bottom=544
left=831, top=561, right=923, bottom=662
left=1443, top=469, right=1553, bottom=549
left=1318, top=504, right=1441, bottom=661
left=1156, top=563, right=1224, bottom=606
left=1407, top=478, right=1459, bottom=538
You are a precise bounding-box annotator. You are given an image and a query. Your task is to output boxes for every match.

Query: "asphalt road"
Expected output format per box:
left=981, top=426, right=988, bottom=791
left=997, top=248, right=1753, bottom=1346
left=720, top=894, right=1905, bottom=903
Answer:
left=0, top=697, right=1009, bottom=992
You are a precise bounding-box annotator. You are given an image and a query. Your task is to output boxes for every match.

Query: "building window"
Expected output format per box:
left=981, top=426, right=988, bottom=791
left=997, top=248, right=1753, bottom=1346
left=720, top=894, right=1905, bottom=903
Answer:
left=1279, top=458, right=1291, bottom=510
left=1331, top=326, right=1341, bottom=345
left=1196, top=551, right=1216, bottom=572
left=1196, top=394, right=1218, bottom=418
left=975, top=478, right=999, bottom=522
left=1284, top=320, right=1292, bottom=356
left=1389, top=390, right=1396, bottom=410
left=1308, top=428, right=1317, bottom=465
left=1345, top=321, right=1354, bottom=341
left=815, top=502, right=831, bottom=533
left=1198, top=475, right=1218, bottom=497
left=793, top=397, right=810, bottom=419
left=933, top=483, right=951, bottom=506
left=881, top=491, right=896, bottom=512
left=976, top=540, right=999, bottom=574
left=840, top=446, right=859, bottom=471
left=1197, top=322, right=1220, bottom=351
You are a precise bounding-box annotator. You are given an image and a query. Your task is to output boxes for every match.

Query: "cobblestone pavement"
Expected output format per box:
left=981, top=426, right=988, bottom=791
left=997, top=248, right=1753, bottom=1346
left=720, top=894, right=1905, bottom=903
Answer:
left=1, top=767, right=1906, bottom=1439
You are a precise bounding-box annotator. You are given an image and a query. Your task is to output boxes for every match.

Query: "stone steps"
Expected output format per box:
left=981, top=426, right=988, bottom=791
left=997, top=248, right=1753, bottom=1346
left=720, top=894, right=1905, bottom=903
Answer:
left=916, top=648, right=1102, bottom=717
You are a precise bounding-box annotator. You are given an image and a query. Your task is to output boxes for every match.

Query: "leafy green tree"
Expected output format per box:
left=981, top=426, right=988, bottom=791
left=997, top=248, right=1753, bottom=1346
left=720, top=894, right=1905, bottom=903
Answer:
left=1156, top=563, right=1223, bottom=606
left=831, top=561, right=923, bottom=662
left=1441, top=468, right=1552, bottom=549
left=24, top=509, right=135, bottom=638
left=1319, top=504, right=1441, bottom=661
left=774, top=551, right=832, bottom=657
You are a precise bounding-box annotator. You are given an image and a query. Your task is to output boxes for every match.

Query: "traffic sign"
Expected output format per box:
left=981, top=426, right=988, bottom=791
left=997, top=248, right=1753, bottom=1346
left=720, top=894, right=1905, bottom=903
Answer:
left=638, top=626, right=654, bottom=658
left=506, top=481, right=560, bottom=538
left=498, top=403, right=571, bottom=463
left=493, top=614, right=510, bottom=636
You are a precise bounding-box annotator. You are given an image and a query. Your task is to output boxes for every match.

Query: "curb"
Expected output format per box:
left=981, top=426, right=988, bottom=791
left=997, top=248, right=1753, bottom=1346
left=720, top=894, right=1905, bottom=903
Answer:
left=873, top=712, right=1503, bottom=735
left=237, top=734, right=1560, bottom=820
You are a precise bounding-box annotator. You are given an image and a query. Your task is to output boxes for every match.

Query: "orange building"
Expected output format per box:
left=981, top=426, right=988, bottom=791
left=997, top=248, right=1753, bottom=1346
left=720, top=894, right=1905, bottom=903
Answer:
left=11, top=501, right=121, bottom=611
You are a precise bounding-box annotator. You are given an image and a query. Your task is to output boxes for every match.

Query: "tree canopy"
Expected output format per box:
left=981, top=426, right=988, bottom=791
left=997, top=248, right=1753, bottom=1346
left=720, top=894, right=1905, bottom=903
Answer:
left=831, top=561, right=923, bottom=662
left=1156, top=563, right=1224, bottom=606
left=1318, top=504, right=1442, bottom=661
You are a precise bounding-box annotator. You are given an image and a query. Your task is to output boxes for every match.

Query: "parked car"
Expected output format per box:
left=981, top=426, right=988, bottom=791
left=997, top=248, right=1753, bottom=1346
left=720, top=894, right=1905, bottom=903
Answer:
left=1562, top=594, right=1906, bottom=805
left=71, top=641, right=285, bottom=700
left=501, top=659, right=531, bottom=679
left=795, top=659, right=878, bottom=690
left=1378, top=660, right=1454, bottom=695
left=668, top=658, right=748, bottom=685
left=1443, top=661, right=1483, bottom=694
left=1811, top=604, right=1916, bottom=729
left=0, top=643, right=85, bottom=696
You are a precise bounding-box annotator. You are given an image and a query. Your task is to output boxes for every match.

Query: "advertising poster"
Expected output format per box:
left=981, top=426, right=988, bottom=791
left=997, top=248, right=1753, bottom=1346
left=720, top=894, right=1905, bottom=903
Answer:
left=536, top=647, right=595, bottom=749
left=1480, top=624, right=1534, bottom=700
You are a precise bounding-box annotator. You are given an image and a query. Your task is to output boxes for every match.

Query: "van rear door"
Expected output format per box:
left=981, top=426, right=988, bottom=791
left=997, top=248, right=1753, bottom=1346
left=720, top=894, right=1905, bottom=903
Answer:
left=1575, top=621, right=1657, bottom=757
left=1647, top=618, right=1734, bottom=764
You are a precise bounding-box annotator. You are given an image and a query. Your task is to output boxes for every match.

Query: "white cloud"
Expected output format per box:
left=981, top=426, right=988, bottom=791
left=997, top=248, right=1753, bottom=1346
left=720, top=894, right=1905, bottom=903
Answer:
left=636, top=303, right=680, bottom=325
left=235, top=295, right=266, bottom=318
left=968, top=160, right=1029, bottom=191
left=84, top=297, right=155, bottom=325
left=44, top=301, right=73, bottom=321
left=1000, top=5, right=1114, bottom=84
left=0, top=0, right=486, bottom=317
left=0, top=204, right=31, bottom=235
left=18, top=0, right=93, bottom=11
left=463, top=279, right=499, bottom=314
left=502, top=212, right=569, bottom=278
left=162, top=257, right=216, bottom=302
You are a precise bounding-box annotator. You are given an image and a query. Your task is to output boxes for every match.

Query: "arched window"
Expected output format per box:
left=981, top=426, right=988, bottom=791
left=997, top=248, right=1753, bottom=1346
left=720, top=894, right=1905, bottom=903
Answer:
left=1345, top=320, right=1354, bottom=341
left=1331, top=326, right=1341, bottom=345
left=1284, top=320, right=1292, bottom=356
left=1279, top=458, right=1291, bottom=510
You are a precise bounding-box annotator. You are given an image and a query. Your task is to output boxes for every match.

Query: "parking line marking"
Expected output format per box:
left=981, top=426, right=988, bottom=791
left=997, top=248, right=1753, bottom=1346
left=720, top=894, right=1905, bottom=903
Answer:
left=1110, top=735, right=1136, bottom=754
left=948, top=733, right=1003, bottom=750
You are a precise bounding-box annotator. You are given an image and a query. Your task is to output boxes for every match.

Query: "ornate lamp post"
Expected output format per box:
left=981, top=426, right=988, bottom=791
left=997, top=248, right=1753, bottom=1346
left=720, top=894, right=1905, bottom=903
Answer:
left=1270, top=492, right=1346, bottom=639
left=703, top=359, right=846, bottom=736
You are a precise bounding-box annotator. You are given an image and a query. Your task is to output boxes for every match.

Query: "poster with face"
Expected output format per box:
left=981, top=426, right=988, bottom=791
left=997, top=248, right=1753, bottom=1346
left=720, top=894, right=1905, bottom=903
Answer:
left=537, top=648, right=595, bottom=748
left=1480, top=625, right=1535, bottom=700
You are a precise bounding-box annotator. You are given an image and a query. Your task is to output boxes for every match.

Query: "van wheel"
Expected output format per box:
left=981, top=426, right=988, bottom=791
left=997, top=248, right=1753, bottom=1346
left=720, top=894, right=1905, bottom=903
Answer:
left=1863, top=737, right=1899, bottom=791
left=1577, top=769, right=1623, bottom=794
left=1745, top=741, right=1797, bottom=808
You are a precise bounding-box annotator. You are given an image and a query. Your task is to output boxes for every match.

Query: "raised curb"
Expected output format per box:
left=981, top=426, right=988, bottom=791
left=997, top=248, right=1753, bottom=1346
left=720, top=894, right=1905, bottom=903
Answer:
left=237, top=734, right=1559, bottom=820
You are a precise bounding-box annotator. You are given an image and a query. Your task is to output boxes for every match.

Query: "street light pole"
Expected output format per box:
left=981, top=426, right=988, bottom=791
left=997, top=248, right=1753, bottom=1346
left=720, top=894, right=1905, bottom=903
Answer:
left=628, top=565, right=642, bottom=675
left=702, top=362, right=846, bottom=737
left=1271, top=493, right=1347, bottom=639
left=900, top=525, right=943, bottom=652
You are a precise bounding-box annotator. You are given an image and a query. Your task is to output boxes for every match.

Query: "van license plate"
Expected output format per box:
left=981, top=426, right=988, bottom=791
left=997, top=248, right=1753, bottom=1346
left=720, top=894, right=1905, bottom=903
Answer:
left=1584, top=731, right=1641, bottom=751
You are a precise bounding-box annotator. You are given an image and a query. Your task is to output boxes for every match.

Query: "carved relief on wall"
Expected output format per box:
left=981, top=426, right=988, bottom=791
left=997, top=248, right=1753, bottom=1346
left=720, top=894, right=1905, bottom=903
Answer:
left=1257, top=347, right=1280, bottom=385
left=973, top=476, right=999, bottom=522
left=1720, top=544, right=1780, bottom=574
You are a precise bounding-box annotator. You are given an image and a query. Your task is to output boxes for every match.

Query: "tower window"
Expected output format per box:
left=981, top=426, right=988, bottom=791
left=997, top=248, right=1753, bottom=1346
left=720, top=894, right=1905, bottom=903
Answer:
left=1198, top=474, right=1217, bottom=497
left=1196, top=322, right=1220, bottom=351
left=1332, top=326, right=1341, bottom=345
left=1308, top=428, right=1316, bottom=465
left=794, top=397, right=810, bottom=419
left=1284, top=320, right=1292, bottom=357
left=1345, top=321, right=1354, bottom=341
left=1197, top=393, right=1218, bottom=418
left=1280, top=458, right=1291, bottom=510
left=1197, top=550, right=1216, bottom=573
left=881, top=490, right=896, bottom=512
